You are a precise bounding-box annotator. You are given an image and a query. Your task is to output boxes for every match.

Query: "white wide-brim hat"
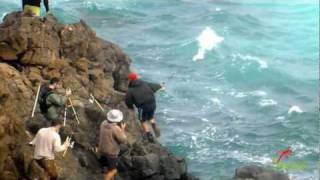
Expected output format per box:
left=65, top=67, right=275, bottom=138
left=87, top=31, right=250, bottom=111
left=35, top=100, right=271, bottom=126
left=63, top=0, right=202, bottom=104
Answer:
left=107, top=109, right=123, bottom=123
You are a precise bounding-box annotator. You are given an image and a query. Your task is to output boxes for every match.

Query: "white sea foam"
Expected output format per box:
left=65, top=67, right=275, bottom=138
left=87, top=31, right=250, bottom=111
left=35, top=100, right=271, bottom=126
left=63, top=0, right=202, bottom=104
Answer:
left=211, top=97, right=221, bottom=104
left=234, top=92, right=247, bottom=98
left=227, top=90, right=236, bottom=96
left=231, top=151, right=272, bottom=165
left=215, top=7, right=221, bottom=11
left=210, top=87, right=222, bottom=93
left=201, top=118, right=209, bottom=122
left=210, top=98, right=222, bottom=108
left=201, top=126, right=217, bottom=141
left=276, top=116, right=285, bottom=120
left=291, top=142, right=315, bottom=158
left=288, top=105, right=303, bottom=114
left=228, top=90, right=267, bottom=99
left=250, top=90, right=267, bottom=97
left=1, top=12, right=7, bottom=20
left=289, top=172, right=318, bottom=180
left=192, top=27, right=224, bottom=61
left=227, top=89, right=247, bottom=98
left=190, top=135, right=201, bottom=148
left=259, top=99, right=278, bottom=107
left=233, top=53, right=268, bottom=70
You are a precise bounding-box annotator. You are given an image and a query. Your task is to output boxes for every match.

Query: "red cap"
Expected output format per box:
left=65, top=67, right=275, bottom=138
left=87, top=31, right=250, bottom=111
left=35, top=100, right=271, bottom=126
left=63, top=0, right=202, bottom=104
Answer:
left=128, top=72, right=138, bottom=81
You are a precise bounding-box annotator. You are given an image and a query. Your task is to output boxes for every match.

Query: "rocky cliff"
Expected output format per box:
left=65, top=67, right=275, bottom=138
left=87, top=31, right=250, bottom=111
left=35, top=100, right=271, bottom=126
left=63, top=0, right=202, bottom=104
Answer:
left=0, top=12, right=197, bottom=180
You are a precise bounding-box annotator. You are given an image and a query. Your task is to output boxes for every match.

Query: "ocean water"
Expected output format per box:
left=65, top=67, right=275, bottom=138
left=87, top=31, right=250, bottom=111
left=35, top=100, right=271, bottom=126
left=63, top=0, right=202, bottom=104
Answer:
left=0, top=0, right=318, bottom=179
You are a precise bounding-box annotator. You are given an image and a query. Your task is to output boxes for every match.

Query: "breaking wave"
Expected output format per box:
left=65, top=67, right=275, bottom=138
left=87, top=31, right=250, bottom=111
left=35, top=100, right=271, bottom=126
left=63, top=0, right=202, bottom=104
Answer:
left=192, top=27, right=224, bottom=61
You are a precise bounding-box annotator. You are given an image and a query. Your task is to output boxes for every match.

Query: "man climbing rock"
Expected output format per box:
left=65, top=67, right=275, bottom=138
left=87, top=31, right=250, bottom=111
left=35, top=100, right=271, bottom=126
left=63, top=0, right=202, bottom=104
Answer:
left=98, top=109, right=127, bottom=180
left=23, top=0, right=50, bottom=17
left=39, top=78, right=71, bottom=122
left=125, top=72, right=165, bottom=143
left=29, top=119, right=71, bottom=180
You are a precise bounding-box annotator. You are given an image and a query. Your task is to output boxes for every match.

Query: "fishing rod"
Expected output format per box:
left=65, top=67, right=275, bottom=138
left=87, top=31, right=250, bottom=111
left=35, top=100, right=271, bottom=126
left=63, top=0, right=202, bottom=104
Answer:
left=63, top=141, right=75, bottom=157
left=68, top=97, right=80, bottom=124
left=89, top=93, right=106, bottom=113
left=31, top=82, right=41, bottom=118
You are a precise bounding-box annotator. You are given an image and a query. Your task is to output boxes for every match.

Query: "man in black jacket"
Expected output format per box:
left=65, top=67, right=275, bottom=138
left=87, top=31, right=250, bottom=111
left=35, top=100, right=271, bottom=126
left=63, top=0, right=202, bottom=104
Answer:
left=125, top=72, right=165, bottom=143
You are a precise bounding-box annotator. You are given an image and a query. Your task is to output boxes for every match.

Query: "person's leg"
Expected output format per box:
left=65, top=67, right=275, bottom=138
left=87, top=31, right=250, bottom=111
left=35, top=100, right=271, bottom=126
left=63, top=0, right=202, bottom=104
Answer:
left=104, top=169, right=117, bottom=180
left=141, top=119, right=155, bottom=143
left=38, top=159, right=58, bottom=180
left=140, top=107, right=152, bottom=137
left=35, top=159, right=49, bottom=178
left=141, top=121, right=154, bottom=143
left=149, top=102, right=160, bottom=137
left=141, top=121, right=149, bottom=133
left=105, top=156, right=119, bottom=180
left=109, top=169, right=117, bottom=180
left=150, top=118, right=156, bottom=130
left=22, top=0, right=26, bottom=9
left=150, top=118, right=160, bottom=138
left=140, top=104, right=157, bottom=143
left=139, top=108, right=150, bottom=133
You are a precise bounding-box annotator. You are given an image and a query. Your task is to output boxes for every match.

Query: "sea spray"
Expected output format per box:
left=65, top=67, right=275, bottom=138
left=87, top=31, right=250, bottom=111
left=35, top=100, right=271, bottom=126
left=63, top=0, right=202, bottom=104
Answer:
left=259, top=99, right=278, bottom=107
left=288, top=106, right=303, bottom=115
left=192, top=27, right=224, bottom=61
left=1, top=12, right=7, bottom=20
left=231, top=53, right=268, bottom=70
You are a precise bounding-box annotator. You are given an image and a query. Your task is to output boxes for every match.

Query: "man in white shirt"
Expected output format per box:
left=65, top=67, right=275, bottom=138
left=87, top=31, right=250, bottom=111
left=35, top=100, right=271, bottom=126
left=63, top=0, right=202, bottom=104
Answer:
left=30, top=119, right=71, bottom=180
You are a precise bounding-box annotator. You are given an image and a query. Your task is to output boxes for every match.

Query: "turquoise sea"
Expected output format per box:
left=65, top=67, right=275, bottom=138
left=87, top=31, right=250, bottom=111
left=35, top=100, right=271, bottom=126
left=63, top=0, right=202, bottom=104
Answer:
left=0, top=0, right=318, bottom=179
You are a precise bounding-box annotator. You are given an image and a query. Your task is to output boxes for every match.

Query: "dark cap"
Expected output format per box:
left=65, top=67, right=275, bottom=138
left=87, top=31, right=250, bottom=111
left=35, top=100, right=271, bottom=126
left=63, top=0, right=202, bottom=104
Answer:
left=51, top=119, right=63, bottom=126
left=50, top=78, right=60, bottom=85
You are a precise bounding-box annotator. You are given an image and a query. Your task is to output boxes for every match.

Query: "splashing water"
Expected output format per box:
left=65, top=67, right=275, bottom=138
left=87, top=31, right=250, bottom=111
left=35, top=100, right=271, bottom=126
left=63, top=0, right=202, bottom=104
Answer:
left=1, top=12, right=7, bottom=20
left=192, top=27, right=224, bottom=61
left=288, top=106, right=303, bottom=115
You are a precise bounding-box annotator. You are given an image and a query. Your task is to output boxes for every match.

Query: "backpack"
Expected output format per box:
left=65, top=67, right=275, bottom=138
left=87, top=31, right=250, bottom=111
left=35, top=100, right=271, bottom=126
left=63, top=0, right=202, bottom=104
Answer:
left=38, top=85, right=53, bottom=113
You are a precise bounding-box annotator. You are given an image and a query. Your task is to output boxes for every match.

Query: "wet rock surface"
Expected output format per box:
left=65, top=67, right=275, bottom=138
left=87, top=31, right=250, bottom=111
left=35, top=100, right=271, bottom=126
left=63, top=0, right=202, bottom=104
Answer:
left=0, top=12, right=198, bottom=180
left=235, top=165, right=290, bottom=180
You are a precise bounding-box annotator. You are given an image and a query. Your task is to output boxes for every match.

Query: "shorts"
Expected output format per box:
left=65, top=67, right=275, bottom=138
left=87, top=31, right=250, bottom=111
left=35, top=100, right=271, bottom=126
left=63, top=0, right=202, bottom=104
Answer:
left=35, top=159, right=58, bottom=180
left=24, top=5, right=41, bottom=16
left=100, top=155, right=118, bottom=171
left=138, top=102, right=156, bottom=122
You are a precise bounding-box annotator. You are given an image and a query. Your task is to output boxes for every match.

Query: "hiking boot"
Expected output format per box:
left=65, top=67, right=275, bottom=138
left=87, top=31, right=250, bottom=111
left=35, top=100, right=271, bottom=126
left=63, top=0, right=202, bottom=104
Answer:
left=146, top=132, right=155, bottom=143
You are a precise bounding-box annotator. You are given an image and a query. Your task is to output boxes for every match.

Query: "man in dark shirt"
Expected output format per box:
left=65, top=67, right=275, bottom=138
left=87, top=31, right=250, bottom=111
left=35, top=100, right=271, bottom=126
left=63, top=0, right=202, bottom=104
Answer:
left=23, top=0, right=50, bottom=16
left=125, top=72, right=165, bottom=143
left=39, top=78, right=71, bottom=122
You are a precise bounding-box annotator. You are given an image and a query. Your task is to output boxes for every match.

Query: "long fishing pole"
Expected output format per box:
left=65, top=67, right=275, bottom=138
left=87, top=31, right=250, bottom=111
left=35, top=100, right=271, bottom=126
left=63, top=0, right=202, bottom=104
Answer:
left=68, top=97, right=80, bottom=124
left=31, top=83, right=41, bottom=118
left=89, top=94, right=105, bottom=113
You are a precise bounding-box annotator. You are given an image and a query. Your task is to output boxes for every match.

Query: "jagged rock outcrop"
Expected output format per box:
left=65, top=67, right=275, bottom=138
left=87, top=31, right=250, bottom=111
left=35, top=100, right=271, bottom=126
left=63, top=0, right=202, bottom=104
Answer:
left=234, top=165, right=289, bottom=180
left=0, top=12, right=197, bottom=180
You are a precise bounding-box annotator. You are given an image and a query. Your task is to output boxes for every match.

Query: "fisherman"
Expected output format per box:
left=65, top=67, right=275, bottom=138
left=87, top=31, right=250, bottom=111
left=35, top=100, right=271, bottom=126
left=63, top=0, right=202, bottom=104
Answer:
left=38, top=78, right=71, bottom=122
left=23, top=0, right=50, bottom=17
left=98, top=109, right=127, bottom=180
left=125, top=72, right=165, bottom=143
left=29, top=119, right=71, bottom=180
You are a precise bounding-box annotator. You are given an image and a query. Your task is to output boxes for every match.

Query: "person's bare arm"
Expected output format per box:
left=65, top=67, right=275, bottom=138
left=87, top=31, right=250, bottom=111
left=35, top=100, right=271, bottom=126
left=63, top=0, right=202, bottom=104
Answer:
left=29, top=132, right=39, bottom=146
left=53, top=135, right=70, bottom=152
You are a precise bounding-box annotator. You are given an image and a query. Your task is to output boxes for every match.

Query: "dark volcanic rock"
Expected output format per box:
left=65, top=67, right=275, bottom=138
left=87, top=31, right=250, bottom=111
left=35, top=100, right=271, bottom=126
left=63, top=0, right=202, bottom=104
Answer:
left=0, top=11, right=197, bottom=180
left=235, top=165, right=289, bottom=180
